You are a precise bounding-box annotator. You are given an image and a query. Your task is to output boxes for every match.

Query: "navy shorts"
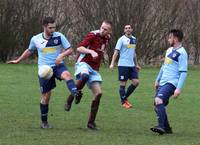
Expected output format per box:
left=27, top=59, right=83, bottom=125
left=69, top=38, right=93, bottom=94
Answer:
left=118, top=66, right=138, bottom=81
left=155, top=83, right=176, bottom=106
left=39, top=63, right=68, bottom=94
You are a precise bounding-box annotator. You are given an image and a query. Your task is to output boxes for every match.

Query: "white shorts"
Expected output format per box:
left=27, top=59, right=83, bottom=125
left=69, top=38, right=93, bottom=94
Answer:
left=75, top=62, right=102, bottom=84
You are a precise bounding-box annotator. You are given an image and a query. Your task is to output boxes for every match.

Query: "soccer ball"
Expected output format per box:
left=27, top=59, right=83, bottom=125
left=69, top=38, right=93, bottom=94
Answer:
left=38, top=65, right=53, bottom=79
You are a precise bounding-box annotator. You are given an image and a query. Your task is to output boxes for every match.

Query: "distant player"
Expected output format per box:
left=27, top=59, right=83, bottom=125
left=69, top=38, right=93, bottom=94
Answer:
left=65, top=20, right=112, bottom=130
left=150, top=29, right=188, bottom=135
left=109, top=24, right=140, bottom=109
left=7, top=17, right=78, bottom=129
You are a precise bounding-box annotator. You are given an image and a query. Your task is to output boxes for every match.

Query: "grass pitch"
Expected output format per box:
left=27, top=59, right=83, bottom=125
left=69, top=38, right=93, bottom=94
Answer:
left=0, top=64, right=200, bottom=145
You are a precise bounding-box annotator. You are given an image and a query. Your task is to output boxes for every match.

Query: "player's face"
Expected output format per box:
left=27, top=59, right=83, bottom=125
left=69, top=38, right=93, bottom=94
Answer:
left=44, top=23, right=56, bottom=36
left=168, top=33, right=175, bottom=47
left=124, top=25, right=133, bottom=36
left=99, top=22, right=112, bottom=37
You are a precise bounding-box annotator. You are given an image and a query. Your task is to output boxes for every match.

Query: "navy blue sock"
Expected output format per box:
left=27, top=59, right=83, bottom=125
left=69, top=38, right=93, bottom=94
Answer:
left=155, top=104, right=166, bottom=129
left=125, top=84, right=137, bottom=99
left=164, top=115, right=170, bottom=129
left=40, top=103, right=48, bottom=123
left=119, top=85, right=126, bottom=102
left=66, top=79, right=77, bottom=96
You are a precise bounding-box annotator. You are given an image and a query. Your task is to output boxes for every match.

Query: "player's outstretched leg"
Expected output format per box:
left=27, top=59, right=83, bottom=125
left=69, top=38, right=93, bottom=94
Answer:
left=150, top=103, right=167, bottom=135
left=164, top=110, right=173, bottom=134
left=75, top=73, right=89, bottom=104
left=64, top=79, right=77, bottom=111
left=64, top=94, right=74, bottom=111
left=64, top=90, right=83, bottom=111
left=66, top=79, right=78, bottom=97
left=74, top=90, right=83, bottom=104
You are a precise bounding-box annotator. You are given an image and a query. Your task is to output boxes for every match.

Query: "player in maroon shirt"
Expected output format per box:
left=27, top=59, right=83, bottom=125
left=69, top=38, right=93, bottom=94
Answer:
left=65, top=20, right=112, bottom=130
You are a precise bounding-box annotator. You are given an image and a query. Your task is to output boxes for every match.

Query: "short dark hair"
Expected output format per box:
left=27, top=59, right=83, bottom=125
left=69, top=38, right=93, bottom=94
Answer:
left=169, top=29, right=183, bottom=42
left=103, top=20, right=112, bottom=27
left=42, top=17, right=55, bottom=26
left=124, top=24, right=132, bottom=28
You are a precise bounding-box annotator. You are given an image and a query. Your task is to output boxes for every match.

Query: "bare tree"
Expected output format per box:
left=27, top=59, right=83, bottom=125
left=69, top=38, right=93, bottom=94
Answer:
left=1, top=0, right=200, bottom=64
left=0, top=0, right=22, bottom=61
left=184, top=0, right=200, bottom=64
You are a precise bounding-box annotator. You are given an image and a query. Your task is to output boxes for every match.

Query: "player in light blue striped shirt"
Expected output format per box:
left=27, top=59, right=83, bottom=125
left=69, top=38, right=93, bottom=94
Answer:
left=150, top=29, right=188, bottom=135
left=7, top=17, right=78, bottom=129
left=110, top=25, right=140, bottom=109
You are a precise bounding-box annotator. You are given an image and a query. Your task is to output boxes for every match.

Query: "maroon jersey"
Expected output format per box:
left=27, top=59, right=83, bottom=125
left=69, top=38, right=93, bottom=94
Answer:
left=76, top=30, right=109, bottom=71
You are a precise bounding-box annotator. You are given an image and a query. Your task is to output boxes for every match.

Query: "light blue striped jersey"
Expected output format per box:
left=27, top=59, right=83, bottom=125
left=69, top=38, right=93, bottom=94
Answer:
left=28, top=32, right=71, bottom=67
left=158, top=46, right=188, bottom=87
left=115, top=35, right=137, bottom=67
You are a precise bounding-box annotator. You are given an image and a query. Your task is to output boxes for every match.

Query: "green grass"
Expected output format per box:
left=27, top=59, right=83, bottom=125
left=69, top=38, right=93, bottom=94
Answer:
left=0, top=64, right=200, bottom=145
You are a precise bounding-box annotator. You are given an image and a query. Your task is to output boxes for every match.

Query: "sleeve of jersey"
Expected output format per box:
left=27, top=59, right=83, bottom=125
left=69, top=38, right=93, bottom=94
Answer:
left=177, top=51, right=188, bottom=89
left=156, top=65, right=164, bottom=82
left=28, top=37, right=36, bottom=53
left=60, top=33, right=71, bottom=49
left=115, top=38, right=122, bottom=51
left=78, top=33, right=95, bottom=48
left=177, top=72, right=187, bottom=89
left=178, top=51, right=188, bottom=72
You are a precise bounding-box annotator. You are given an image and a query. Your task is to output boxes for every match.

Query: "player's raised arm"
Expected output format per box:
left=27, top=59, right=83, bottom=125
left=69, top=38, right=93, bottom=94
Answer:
left=77, top=46, right=98, bottom=58
left=55, top=32, right=74, bottom=65
left=56, top=47, right=73, bottom=65
left=7, top=49, right=32, bottom=64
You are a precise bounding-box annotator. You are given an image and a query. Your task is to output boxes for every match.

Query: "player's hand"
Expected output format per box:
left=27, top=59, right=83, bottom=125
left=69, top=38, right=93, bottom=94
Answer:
left=106, top=33, right=111, bottom=40
left=56, top=55, right=63, bottom=65
left=154, top=81, right=159, bottom=90
left=136, top=65, right=141, bottom=72
left=90, top=50, right=98, bottom=59
left=109, top=64, right=114, bottom=71
left=7, top=59, right=19, bottom=64
left=172, top=89, right=181, bottom=99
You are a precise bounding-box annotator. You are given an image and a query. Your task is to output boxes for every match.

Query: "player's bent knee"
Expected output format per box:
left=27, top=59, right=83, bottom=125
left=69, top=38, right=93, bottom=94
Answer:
left=41, top=97, right=49, bottom=104
left=120, top=81, right=126, bottom=86
left=132, top=79, right=139, bottom=86
left=61, top=71, right=72, bottom=80
left=41, top=93, right=51, bottom=104
left=155, top=97, right=163, bottom=105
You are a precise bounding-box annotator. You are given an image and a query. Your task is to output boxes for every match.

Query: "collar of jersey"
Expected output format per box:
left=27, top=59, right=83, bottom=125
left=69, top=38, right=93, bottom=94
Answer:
left=42, top=33, right=53, bottom=40
left=172, top=44, right=182, bottom=51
